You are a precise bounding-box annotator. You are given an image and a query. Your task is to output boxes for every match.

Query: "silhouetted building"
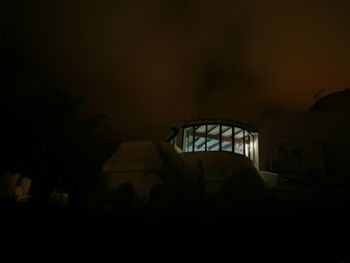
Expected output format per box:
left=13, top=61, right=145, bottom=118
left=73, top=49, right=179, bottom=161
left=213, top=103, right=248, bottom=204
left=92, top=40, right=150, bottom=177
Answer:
left=103, top=89, right=350, bottom=200
left=254, top=88, right=350, bottom=189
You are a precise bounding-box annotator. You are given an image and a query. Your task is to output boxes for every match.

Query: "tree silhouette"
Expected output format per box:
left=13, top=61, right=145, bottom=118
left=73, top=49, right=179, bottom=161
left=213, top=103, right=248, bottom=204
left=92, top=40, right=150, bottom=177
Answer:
left=0, top=87, right=118, bottom=205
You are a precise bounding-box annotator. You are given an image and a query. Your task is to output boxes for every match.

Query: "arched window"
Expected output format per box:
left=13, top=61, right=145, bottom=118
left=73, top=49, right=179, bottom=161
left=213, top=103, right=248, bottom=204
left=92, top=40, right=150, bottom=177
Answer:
left=290, top=149, right=302, bottom=174
left=178, top=122, right=256, bottom=161
left=278, top=147, right=289, bottom=173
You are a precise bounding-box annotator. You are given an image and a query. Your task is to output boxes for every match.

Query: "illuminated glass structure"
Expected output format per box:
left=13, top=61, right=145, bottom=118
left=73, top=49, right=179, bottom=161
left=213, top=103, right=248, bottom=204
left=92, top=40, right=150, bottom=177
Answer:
left=169, top=120, right=258, bottom=161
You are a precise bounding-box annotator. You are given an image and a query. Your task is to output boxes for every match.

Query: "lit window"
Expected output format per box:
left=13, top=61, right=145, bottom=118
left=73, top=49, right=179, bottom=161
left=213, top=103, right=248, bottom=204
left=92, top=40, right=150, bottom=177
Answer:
left=234, top=127, right=244, bottom=154
left=194, top=125, right=206, bottom=152
left=244, top=131, right=251, bottom=158
left=207, top=125, right=220, bottom=151
left=178, top=122, right=256, bottom=160
left=183, top=127, right=194, bottom=152
left=221, top=126, right=233, bottom=152
left=249, top=133, right=255, bottom=161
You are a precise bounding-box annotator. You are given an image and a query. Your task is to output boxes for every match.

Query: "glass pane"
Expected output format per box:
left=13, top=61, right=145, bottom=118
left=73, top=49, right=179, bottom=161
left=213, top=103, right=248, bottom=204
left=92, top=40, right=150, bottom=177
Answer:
left=249, top=133, right=255, bottom=160
left=175, top=133, right=182, bottom=149
left=183, top=127, right=193, bottom=152
left=194, top=125, right=206, bottom=152
left=221, top=126, right=232, bottom=152
left=207, top=124, right=220, bottom=151
left=234, top=127, right=244, bottom=154
left=244, top=131, right=250, bottom=158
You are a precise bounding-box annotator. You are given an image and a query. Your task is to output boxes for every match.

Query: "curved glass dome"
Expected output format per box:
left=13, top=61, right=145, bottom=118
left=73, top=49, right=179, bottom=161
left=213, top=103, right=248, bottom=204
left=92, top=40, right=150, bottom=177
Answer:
left=168, top=119, right=258, bottom=161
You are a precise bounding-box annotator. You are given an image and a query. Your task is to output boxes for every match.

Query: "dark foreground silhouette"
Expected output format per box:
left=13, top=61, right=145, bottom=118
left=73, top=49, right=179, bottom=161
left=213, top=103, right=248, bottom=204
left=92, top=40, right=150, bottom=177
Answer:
left=1, top=188, right=349, bottom=260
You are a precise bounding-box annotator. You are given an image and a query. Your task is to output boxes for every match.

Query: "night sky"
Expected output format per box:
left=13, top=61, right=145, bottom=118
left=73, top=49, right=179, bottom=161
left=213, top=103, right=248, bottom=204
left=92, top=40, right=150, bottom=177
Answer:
left=2, top=0, right=350, bottom=141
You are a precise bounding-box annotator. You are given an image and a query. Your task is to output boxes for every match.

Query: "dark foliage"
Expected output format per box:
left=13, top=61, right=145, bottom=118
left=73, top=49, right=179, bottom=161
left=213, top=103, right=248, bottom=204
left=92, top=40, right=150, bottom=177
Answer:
left=0, top=87, right=118, bottom=205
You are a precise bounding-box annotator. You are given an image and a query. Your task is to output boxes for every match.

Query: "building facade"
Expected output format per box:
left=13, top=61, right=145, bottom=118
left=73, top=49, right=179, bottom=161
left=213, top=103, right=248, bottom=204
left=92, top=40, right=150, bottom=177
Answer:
left=103, top=89, right=350, bottom=200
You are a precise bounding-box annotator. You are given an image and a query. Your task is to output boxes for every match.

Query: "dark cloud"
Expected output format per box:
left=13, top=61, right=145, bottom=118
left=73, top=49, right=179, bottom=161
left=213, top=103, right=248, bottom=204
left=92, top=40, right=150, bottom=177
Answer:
left=3, top=0, right=350, bottom=140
